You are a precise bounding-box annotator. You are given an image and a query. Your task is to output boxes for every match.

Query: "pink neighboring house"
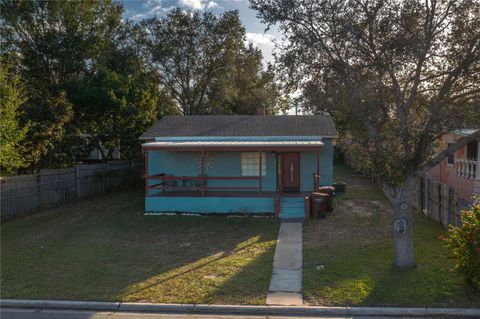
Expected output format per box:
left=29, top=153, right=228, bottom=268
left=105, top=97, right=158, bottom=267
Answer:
left=427, top=129, right=479, bottom=206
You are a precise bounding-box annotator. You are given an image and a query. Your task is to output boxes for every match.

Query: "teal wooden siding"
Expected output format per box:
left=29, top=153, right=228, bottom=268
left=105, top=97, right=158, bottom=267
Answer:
left=145, top=138, right=334, bottom=215
left=145, top=196, right=274, bottom=213
left=300, top=138, right=334, bottom=191
left=147, top=150, right=276, bottom=196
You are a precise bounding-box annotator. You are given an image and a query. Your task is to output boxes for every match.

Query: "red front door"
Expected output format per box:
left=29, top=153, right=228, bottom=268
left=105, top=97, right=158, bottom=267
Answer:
left=282, top=153, right=300, bottom=192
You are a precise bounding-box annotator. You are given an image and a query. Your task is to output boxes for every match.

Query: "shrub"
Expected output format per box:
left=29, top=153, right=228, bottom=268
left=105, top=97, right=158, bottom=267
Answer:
left=443, top=197, right=480, bottom=291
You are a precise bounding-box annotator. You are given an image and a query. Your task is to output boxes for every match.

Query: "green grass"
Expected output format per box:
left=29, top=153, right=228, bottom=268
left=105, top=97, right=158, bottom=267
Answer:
left=333, top=164, right=388, bottom=202
left=333, top=163, right=354, bottom=178
left=336, top=184, right=388, bottom=202
left=303, top=164, right=479, bottom=307
left=1, top=190, right=279, bottom=304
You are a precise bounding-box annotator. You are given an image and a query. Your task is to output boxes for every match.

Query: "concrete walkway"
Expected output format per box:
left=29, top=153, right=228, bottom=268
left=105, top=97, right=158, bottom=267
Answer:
left=266, top=222, right=303, bottom=306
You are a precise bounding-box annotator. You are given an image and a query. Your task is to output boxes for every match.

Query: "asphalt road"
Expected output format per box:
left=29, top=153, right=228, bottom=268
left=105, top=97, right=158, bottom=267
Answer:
left=0, top=308, right=433, bottom=319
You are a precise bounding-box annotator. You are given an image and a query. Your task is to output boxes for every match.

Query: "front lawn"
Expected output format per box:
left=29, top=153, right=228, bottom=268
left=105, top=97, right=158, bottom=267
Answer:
left=303, top=164, right=479, bottom=307
left=1, top=191, right=279, bottom=304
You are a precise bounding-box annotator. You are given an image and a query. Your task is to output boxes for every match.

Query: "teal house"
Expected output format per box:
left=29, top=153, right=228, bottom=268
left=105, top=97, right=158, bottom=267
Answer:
left=141, top=115, right=337, bottom=219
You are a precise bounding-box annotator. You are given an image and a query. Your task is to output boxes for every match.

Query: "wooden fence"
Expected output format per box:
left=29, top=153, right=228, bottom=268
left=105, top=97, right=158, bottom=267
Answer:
left=413, top=177, right=461, bottom=228
left=0, top=160, right=144, bottom=221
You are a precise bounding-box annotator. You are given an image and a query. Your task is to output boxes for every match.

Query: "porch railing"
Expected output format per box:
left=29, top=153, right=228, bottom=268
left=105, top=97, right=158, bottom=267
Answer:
left=147, top=174, right=261, bottom=195
left=455, top=159, right=478, bottom=179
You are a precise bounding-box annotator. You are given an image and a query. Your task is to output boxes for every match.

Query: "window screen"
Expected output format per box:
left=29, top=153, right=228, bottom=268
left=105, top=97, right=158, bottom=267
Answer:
left=241, top=152, right=266, bottom=176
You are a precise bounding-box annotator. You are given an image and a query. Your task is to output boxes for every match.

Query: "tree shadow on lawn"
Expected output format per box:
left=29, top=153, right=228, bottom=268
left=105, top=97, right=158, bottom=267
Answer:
left=119, top=231, right=277, bottom=304
left=1, top=190, right=279, bottom=304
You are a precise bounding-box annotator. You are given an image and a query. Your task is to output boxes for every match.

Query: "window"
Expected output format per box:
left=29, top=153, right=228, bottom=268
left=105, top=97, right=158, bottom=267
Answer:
left=466, top=140, right=478, bottom=161
left=447, top=143, right=454, bottom=166
left=241, top=152, right=266, bottom=176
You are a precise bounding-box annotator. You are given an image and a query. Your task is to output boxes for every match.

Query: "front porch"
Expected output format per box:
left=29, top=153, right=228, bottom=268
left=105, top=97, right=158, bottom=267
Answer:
left=143, top=138, right=334, bottom=218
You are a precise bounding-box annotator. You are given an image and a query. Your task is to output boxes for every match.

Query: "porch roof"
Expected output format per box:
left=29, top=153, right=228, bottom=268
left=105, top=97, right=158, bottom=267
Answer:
left=142, top=139, right=324, bottom=150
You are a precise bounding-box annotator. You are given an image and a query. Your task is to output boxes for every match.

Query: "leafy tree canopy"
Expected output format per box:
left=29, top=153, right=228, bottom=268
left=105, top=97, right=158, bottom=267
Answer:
left=0, top=0, right=124, bottom=169
left=251, top=0, right=480, bottom=267
left=136, top=9, right=280, bottom=115
left=65, top=40, right=176, bottom=160
left=1, top=0, right=122, bottom=91
left=1, top=2, right=281, bottom=170
left=0, top=63, right=29, bottom=174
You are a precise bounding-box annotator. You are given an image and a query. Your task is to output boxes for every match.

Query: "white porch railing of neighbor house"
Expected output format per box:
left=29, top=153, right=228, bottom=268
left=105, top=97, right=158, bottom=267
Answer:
left=455, top=159, right=478, bottom=179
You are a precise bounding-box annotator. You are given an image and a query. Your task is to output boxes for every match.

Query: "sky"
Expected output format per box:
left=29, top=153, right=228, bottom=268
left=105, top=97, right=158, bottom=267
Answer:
left=118, top=0, right=280, bottom=65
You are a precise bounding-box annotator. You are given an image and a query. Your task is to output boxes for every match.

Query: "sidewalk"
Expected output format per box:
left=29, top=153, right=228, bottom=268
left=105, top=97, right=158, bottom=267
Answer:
left=266, top=222, right=303, bottom=306
left=1, top=299, right=480, bottom=318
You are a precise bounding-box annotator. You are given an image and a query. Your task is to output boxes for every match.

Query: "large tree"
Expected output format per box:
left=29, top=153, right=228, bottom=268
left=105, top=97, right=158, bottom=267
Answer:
left=251, top=0, right=480, bottom=267
left=65, top=39, right=175, bottom=160
left=207, top=46, right=280, bottom=115
left=0, top=0, right=174, bottom=167
left=136, top=9, right=279, bottom=115
left=0, top=0, right=123, bottom=169
left=0, top=0, right=122, bottom=90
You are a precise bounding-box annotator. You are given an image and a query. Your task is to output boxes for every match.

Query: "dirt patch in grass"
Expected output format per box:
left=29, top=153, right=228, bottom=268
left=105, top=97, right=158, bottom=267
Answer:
left=339, top=199, right=389, bottom=218
left=303, top=164, right=479, bottom=307
left=1, top=190, right=279, bottom=304
left=305, top=198, right=392, bottom=250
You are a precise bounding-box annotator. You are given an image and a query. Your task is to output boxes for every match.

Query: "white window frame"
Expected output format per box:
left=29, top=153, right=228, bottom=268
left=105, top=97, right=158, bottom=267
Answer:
left=241, top=152, right=266, bottom=176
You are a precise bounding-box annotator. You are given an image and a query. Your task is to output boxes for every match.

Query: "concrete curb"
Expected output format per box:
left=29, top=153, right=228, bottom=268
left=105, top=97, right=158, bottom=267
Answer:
left=1, top=299, right=480, bottom=317
left=0, top=299, right=121, bottom=311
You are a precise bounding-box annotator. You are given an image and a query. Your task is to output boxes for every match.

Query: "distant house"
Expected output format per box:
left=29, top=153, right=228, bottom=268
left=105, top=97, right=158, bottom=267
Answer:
left=427, top=129, right=479, bottom=206
left=80, top=134, right=121, bottom=161
left=140, top=115, right=338, bottom=218
left=87, top=141, right=121, bottom=161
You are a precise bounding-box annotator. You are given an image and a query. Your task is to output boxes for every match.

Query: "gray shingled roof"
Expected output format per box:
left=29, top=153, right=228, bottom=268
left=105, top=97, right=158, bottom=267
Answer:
left=140, top=115, right=338, bottom=139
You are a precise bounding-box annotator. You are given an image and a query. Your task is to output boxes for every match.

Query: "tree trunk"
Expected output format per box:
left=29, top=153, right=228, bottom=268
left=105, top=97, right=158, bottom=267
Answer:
left=391, top=177, right=417, bottom=268
left=392, top=200, right=415, bottom=268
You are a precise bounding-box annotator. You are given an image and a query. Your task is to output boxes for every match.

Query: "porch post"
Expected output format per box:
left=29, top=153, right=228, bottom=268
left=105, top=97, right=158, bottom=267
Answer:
left=316, top=148, right=320, bottom=190
left=281, top=153, right=284, bottom=193
left=145, top=149, right=149, bottom=197
left=259, top=150, right=262, bottom=193
left=275, top=153, right=279, bottom=192
left=201, top=149, right=205, bottom=197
